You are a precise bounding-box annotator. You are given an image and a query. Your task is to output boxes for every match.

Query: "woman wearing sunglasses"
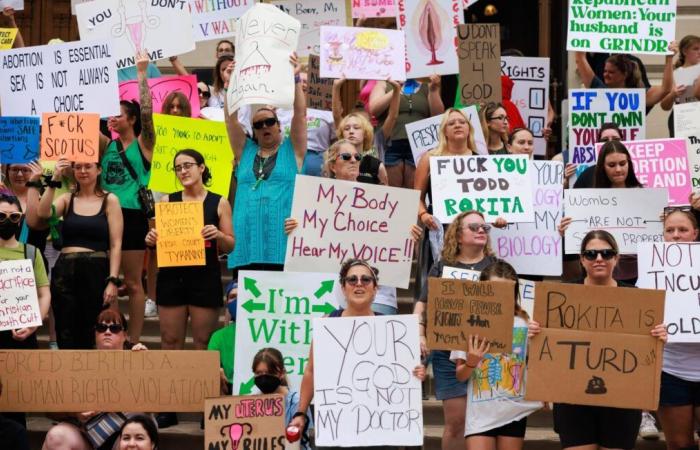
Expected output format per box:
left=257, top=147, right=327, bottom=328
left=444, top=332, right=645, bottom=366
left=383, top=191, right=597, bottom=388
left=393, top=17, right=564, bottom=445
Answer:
left=528, top=230, right=667, bottom=450
left=3, top=163, right=51, bottom=257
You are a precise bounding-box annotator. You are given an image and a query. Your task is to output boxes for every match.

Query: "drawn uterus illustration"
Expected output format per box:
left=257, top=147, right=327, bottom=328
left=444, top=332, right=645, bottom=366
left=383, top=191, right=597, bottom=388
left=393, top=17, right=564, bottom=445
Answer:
left=412, top=0, right=449, bottom=65
left=220, top=422, right=252, bottom=450
left=111, top=0, right=160, bottom=53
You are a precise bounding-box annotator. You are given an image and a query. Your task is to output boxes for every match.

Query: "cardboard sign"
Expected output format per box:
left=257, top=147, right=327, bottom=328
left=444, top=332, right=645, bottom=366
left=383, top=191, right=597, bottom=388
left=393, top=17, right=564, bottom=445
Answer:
left=284, top=175, right=420, bottom=288
left=398, top=0, right=462, bottom=79
left=0, top=1, right=22, bottom=10
left=637, top=243, right=700, bottom=343
left=76, top=0, right=195, bottom=69
left=119, top=75, right=200, bottom=118
left=429, top=154, right=534, bottom=223
left=427, top=278, right=515, bottom=352
left=568, top=89, right=646, bottom=166
left=673, top=65, right=700, bottom=104
left=0, top=40, right=120, bottom=117
left=313, top=315, right=423, bottom=446
left=155, top=201, right=205, bottom=268
left=0, top=27, right=17, bottom=49
left=226, top=3, right=301, bottom=113
left=204, top=395, right=285, bottom=450
left=319, top=26, right=406, bottom=81
left=307, top=54, right=333, bottom=111
left=566, top=0, right=677, bottom=55
left=501, top=57, right=550, bottom=156
left=457, top=23, right=501, bottom=105
left=352, top=0, right=397, bottom=18
left=525, top=328, right=663, bottom=410
left=233, top=271, right=341, bottom=394
left=563, top=188, right=666, bottom=255
left=0, top=350, right=219, bottom=412
left=491, top=161, right=563, bottom=276
left=0, top=259, right=42, bottom=332
left=405, top=105, right=487, bottom=163
left=149, top=114, right=232, bottom=197
left=190, top=0, right=252, bottom=42
left=674, top=102, right=700, bottom=190
left=40, top=113, right=100, bottom=162
left=270, top=0, right=349, bottom=57
left=0, top=117, right=40, bottom=164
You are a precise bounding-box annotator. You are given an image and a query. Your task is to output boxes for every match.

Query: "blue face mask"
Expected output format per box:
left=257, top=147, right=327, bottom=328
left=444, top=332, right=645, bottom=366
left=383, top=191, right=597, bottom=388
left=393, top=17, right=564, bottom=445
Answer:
left=227, top=299, right=237, bottom=322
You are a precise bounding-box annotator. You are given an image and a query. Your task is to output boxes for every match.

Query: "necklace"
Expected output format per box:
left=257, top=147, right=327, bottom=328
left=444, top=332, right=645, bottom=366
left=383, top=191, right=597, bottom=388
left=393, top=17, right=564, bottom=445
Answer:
left=252, top=145, right=280, bottom=190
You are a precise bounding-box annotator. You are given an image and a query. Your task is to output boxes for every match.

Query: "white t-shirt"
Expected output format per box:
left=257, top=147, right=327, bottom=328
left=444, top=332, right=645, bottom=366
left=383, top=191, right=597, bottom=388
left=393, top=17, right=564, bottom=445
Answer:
left=450, top=316, right=542, bottom=435
left=663, top=343, right=700, bottom=382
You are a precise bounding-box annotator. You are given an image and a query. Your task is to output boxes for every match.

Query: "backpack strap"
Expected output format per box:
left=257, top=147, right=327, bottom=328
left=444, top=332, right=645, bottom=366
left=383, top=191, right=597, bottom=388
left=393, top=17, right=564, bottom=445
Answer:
left=23, top=243, right=37, bottom=266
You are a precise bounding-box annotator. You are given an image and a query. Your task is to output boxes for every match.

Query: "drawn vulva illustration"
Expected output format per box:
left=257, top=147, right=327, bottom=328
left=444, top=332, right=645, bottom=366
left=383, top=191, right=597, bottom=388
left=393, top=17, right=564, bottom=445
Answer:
left=414, top=0, right=448, bottom=65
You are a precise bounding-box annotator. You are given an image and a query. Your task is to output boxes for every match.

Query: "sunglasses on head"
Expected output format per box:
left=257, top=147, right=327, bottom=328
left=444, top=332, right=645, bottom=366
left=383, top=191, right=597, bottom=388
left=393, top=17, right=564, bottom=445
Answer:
left=338, top=153, right=362, bottom=162
left=252, top=117, right=278, bottom=130
left=664, top=205, right=692, bottom=216
left=198, top=88, right=211, bottom=99
left=95, top=323, right=124, bottom=333
left=581, top=249, right=617, bottom=261
left=343, top=275, right=375, bottom=286
left=463, top=223, right=491, bottom=233
left=0, top=211, right=23, bottom=223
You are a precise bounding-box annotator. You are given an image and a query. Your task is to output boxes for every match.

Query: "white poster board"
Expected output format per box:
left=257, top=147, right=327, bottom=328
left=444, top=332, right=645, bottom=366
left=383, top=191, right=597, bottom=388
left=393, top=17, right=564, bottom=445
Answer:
left=637, top=243, right=700, bottom=343
left=313, top=315, right=423, bottom=446
left=0, top=40, right=120, bottom=117
left=285, top=175, right=420, bottom=289
left=0, top=1, right=23, bottom=11
left=270, top=0, right=348, bottom=57
left=429, top=155, right=534, bottom=223
left=673, top=65, right=700, bottom=104
left=0, top=259, right=42, bottom=332
left=233, top=271, right=341, bottom=393
left=189, top=0, right=253, bottom=42
left=71, top=0, right=92, bottom=14
left=491, top=161, right=563, bottom=276
left=563, top=188, right=667, bottom=255
left=674, top=102, right=700, bottom=191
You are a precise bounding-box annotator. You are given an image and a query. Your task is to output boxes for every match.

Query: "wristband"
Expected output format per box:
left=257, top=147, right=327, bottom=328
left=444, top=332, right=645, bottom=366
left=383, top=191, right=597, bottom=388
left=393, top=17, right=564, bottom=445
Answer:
left=46, top=179, right=62, bottom=188
left=294, top=74, right=301, bottom=84
left=419, top=211, right=429, bottom=219
left=292, top=411, right=308, bottom=422
left=25, top=180, right=43, bottom=189
left=105, top=276, right=123, bottom=287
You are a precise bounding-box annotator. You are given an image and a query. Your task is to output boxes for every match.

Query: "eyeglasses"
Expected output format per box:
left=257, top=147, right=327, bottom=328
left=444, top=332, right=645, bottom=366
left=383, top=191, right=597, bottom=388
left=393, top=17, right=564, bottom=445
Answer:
left=488, top=115, right=509, bottom=122
left=338, top=153, right=362, bottom=162
left=0, top=212, right=23, bottom=223
left=343, top=275, right=376, bottom=286
left=252, top=117, right=278, bottom=130
left=581, top=249, right=618, bottom=261
left=173, top=162, right=198, bottom=173
left=198, top=88, right=211, bottom=99
left=95, top=323, right=124, bottom=333
left=462, top=223, right=491, bottom=233
left=9, top=167, right=31, bottom=174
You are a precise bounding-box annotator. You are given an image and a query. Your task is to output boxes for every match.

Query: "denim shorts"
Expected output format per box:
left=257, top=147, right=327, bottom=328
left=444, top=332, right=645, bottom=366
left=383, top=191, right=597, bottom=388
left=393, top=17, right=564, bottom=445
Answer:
left=384, top=139, right=416, bottom=167
left=431, top=350, right=467, bottom=400
left=659, top=371, right=700, bottom=407
left=302, top=149, right=324, bottom=177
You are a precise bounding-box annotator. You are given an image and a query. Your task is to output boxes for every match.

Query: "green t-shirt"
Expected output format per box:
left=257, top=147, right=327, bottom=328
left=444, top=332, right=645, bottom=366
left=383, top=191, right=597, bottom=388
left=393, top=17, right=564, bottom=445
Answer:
left=0, top=243, right=49, bottom=287
left=100, top=140, right=150, bottom=210
left=208, top=323, right=236, bottom=384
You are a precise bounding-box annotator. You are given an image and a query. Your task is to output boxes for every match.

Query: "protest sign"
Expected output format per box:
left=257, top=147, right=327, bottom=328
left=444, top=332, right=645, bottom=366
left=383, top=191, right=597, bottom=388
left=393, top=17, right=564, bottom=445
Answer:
left=40, top=113, right=100, bottom=163
left=674, top=102, right=700, bottom=189
left=405, top=105, right=487, bottom=163
left=307, top=54, right=333, bottom=110
left=563, top=188, right=666, bottom=254
left=441, top=265, right=480, bottom=281
left=190, top=0, right=252, bottom=42
left=149, top=114, right=232, bottom=197
left=427, top=278, right=515, bottom=352
left=270, top=0, right=348, bottom=57
left=429, top=154, right=534, bottom=223
left=0, top=27, right=17, bottom=49
left=0, top=1, right=22, bottom=10
left=285, top=175, right=419, bottom=288
left=398, top=0, right=462, bottom=79
left=71, top=0, right=92, bottom=14
left=313, top=315, right=422, bottom=446
left=568, top=89, right=646, bottom=166
left=525, top=328, right=663, bottom=410
left=0, top=259, right=42, bottom=332
left=637, top=243, right=700, bottom=343
left=0, top=40, right=120, bottom=117
left=0, top=117, right=39, bottom=164
left=501, top=57, right=550, bottom=156
left=319, top=26, right=406, bottom=81
left=226, top=3, right=301, bottom=113
left=233, top=271, right=340, bottom=394
left=205, top=395, right=285, bottom=450
left=120, top=75, right=200, bottom=118
left=673, top=65, right=700, bottom=104
left=155, top=201, right=205, bottom=268
left=352, top=0, right=397, bottom=18
left=566, top=0, right=676, bottom=55
left=491, top=161, right=563, bottom=276
left=0, top=350, right=218, bottom=412
left=75, top=0, right=195, bottom=69
left=457, top=23, right=501, bottom=104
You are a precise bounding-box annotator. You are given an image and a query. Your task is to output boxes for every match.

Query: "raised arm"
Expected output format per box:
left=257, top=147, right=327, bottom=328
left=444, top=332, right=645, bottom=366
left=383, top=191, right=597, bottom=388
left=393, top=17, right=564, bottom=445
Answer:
left=34, top=159, right=71, bottom=220
left=290, top=53, right=308, bottom=171
left=136, top=51, right=155, bottom=161
left=2, top=8, right=24, bottom=48
left=168, top=56, right=189, bottom=76
left=24, top=161, right=47, bottom=229
left=427, top=74, right=445, bottom=116
left=647, top=42, right=677, bottom=108
left=223, top=61, right=247, bottom=164
left=381, top=79, right=402, bottom=139
left=575, top=52, right=595, bottom=87
left=369, top=80, right=392, bottom=118
left=331, top=77, right=346, bottom=128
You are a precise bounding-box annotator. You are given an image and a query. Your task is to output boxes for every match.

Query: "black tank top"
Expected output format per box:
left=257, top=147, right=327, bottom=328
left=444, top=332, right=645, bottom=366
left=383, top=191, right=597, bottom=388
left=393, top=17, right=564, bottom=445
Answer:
left=62, top=194, right=110, bottom=251
left=169, top=191, right=221, bottom=267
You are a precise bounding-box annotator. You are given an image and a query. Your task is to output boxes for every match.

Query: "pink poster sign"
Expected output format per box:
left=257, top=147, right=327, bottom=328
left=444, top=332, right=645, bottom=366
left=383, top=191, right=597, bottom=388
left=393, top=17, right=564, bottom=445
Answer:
left=119, top=75, right=200, bottom=118
left=351, top=0, right=398, bottom=18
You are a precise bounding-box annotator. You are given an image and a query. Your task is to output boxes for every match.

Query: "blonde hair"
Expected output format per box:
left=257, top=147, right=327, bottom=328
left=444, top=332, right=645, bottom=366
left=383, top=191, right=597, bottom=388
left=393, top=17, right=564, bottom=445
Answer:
left=432, top=108, right=477, bottom=156
left=441, top=210, right=494, bottom=265
left=336, top=112, right=374, bottom=153
left=323, top=139, right=357, bottom=178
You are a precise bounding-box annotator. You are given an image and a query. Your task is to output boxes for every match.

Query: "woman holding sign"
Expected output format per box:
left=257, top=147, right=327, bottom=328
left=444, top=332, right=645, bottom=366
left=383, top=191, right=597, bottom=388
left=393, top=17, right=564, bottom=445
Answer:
left=480, top=102, right=510, bottom=155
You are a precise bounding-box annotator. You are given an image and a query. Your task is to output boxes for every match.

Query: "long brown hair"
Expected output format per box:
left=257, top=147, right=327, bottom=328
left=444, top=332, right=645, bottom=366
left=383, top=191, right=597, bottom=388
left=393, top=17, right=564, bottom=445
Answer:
left=480, top=260, right=528, bottom=319
left=441, top=210, right=493, bottom=265
left=675, top=35, right=700, bottom=69
left=252, top=348, right=289, bottom=387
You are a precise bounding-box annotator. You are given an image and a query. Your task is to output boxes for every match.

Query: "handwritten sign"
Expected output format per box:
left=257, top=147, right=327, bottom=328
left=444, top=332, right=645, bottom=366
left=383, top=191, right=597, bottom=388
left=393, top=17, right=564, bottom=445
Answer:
left=429, top=155, right=534, bottom=223
left=674, top=102, right=700, bottom=189
left=76, top=0, right=195, bottom=69
left=0, top=260, right=41, bottom=332
left=673, top=65, right=700, bottom=104
left=491, top=161, right=563, bottom=276
left=233, top=271, right=340, bottom=394
left=307, top=54, right=333, bottom=110
left=189, top=0, right=251, bottom=42
left=501, top=57, right=550, bottom=156
left=205, top=394, right=285, bottom=450
left=525, top=328, right=663, bottom=409
left=637, top=243, right=700, bottom=343
left=567, top=0, right=677, bottom=55
left=319, top=26, right=406, bottom=81
left=270, top=0, right=348, bottom=57
left=0, top=27, right=17, bottom=49
left=399, top=0, right=462, bottom=79
left=405, top=105, right=487, bottom=163
left=155, top=201, right=205, bottom=268
left=0, top=350, right=219, bottom=412
left=71, top=0, right=92, bottom=14
left=563, top=188, right=666, bottom=255
left=285, top=175, right=419, bottom=288
left=0, top=117, right=40, bottom=164
left=149, top=114, right=232, bottom=197
left=0, top=40, right=120, bottom=117
left=120, top=75, right=200, bottom=118
left=568, top=89, right=646, bottom=166
left=352, top=0, right=397, bottom=18
left=427, top=277, right=515, bottom=352
left=457, top=23, right=501, bottom=104
left=40, top=113, right=100, bottom=163
left=313, top=315, right=422, bottom=446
